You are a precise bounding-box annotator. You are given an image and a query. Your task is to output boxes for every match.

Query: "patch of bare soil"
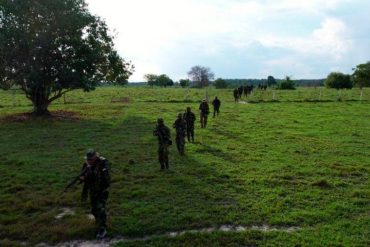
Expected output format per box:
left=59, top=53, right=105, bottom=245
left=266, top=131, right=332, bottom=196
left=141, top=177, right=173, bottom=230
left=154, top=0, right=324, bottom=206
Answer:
left=0, top=110, right=81, bottom=122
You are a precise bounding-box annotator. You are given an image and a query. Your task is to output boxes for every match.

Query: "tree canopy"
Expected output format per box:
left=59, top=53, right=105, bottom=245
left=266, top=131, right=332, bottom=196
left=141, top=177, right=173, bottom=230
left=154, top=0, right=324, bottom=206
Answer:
left=187, top=66, right=214, bottom=88
left=352, top=61, right=370, bottom=88
left=325, top=72, right=352, bottom=89
left=179, top=79, right=190, bottom=88
left=0, top=0, right=134, bottom=115
left=267, top=76, right=277, bottom=87
left=144, top=74, right=173, bottom=87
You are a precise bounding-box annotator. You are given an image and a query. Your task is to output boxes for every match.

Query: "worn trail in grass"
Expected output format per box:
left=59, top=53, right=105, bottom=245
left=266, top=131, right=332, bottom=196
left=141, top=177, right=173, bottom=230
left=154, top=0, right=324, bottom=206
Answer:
left=0, top=87, right=369, bottom=246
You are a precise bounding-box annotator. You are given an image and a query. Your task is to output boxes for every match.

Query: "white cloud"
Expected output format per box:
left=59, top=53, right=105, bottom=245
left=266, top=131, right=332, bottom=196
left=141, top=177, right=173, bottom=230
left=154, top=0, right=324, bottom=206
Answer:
left=85, top=0, right=369, bottom=81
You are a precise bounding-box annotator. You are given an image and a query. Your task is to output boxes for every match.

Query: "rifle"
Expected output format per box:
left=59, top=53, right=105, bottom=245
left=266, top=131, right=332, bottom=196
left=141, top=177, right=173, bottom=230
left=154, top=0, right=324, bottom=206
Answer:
left=64, top=165, right=89, bottom=192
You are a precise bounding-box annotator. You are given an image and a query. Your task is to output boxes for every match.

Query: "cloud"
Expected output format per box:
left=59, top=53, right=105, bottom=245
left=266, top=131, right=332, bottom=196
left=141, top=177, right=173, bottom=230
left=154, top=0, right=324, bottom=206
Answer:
left=85, top=0, right=370, bottom=81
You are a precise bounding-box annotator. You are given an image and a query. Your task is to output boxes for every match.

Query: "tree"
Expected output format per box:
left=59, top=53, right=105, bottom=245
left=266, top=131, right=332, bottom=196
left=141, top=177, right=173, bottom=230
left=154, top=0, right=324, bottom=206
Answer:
left=144, top=74, right=173, bottom=87
left=325, top=72, right=352, bottom=89
left=352, top=61, right=370, bottom=89
left=179, top=79, right=190, bottom=88
left=267, top=76, right=277, bottom=87
left=156, top=74, right=173, bottom=87
left=0, top=0, right=133, bottom=116
left=187, top=66, right=214, bottom=88
left=278, top=76, right=295, bottom=90
left=214, top=78, right=227, bottom=89
left=144, top=74, right=158, bottom=87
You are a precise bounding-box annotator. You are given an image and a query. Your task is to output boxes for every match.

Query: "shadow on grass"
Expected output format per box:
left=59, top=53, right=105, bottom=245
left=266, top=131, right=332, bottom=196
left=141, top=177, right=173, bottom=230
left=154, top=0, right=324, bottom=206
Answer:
left=0, top=114, right=242, bottom=245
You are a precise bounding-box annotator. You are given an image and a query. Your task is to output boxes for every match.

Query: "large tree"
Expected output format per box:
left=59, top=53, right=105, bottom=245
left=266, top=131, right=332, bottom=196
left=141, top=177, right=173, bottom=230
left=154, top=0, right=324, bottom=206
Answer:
left=0, top=0, right=134, bottom=116
left=325, top=72, right=352, bottom=89
left=267, top=75, right=277, bottom=87
left=187, top=65, right=214, bottom=88
left=352, top=61, right=370, bottom=89
left=144, top=73, right=173, bottom=87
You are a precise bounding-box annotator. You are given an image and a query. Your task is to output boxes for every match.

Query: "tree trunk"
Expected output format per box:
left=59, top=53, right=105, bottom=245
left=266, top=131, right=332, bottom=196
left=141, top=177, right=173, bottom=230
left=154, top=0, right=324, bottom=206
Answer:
left=31, top=91, right=51, bottom=116
left=32, top=103, right=51, bottom=116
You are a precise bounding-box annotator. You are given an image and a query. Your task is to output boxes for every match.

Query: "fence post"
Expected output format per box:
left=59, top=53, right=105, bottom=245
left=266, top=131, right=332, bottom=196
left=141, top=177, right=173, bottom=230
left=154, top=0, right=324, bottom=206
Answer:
left=360, top=89, right=363, bottom=101
left=319, top=89, right=322, bottom=101
left=12, top=89, right=16, bottom=107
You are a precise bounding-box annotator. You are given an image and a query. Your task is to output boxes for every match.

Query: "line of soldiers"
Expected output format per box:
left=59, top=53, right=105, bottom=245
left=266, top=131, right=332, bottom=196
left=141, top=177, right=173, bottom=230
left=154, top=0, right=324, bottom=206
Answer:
left=65, top=97, right=222, bottom=240
left=153, top=96, right=221, bottom=170
left=233, top=85, right=255, bottom=102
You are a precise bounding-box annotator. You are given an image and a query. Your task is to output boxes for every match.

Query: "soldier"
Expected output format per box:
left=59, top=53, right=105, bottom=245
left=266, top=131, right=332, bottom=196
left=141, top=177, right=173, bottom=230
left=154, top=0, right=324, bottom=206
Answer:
left=80, top=149, right=110, bottom=239
left=183, top=107, right=196, bottom=142
left=199, top=99, right=209, bottom=128
left=173, top=113, right=187, bottom=155
left=212, top=96, right=221, bottom=117
left=153, top=118, right=172, bottom=170
left=233, top=88, right=239, bottom=103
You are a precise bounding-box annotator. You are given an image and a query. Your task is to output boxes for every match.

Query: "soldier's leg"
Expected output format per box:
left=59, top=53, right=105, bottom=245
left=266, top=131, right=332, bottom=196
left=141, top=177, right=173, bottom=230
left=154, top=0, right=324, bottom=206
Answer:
left=204, top=115, right=208, bottom=128
left=191, top=127, right=194, bottom=142
left=200, top=114, right=203, bottom=128
left=186, top=129, right=191, bottom=142
left=180, top=137, right=185, bottom=155
left=176, top=136, right=181, bottom=153
left=158, top=148, right=165, bottom=170
left=164, top=146, right=169, bottom=169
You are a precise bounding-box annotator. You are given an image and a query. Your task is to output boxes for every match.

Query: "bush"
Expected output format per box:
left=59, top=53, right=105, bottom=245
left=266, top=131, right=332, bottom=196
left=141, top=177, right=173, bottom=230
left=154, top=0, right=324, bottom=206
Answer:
left=278, top=76, right=295, bottom=90
left=325, top=72, right=352, bottom=89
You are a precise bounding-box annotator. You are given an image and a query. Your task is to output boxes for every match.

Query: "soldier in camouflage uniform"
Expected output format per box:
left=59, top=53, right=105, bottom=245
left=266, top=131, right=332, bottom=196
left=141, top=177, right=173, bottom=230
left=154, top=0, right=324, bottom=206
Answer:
left=183, top=107, right=196, bottom=142
left=173, top=113, right=187, bottom=155
left=80, top=149, right=111, bottom=239
left=153, top=118, right=172, bottom=170
left=212, top=96, right=221, bottom=117
left=199, top=99, right=210, bottom=128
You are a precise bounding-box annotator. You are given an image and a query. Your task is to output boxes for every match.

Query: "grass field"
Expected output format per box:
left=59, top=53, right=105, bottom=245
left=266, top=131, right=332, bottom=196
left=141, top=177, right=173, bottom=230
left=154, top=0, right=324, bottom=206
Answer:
left=0, top=87, right=369, bottom=246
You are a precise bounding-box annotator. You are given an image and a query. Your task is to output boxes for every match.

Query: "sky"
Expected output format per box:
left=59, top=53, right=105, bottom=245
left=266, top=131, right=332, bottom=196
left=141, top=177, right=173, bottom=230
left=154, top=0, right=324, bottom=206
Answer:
left=85, top=0, right=370, bottom=82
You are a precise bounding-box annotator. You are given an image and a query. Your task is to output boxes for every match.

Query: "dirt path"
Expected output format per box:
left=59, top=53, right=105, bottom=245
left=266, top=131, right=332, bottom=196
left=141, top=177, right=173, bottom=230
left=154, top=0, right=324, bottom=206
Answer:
left=36, top=224, right=301, bottom=247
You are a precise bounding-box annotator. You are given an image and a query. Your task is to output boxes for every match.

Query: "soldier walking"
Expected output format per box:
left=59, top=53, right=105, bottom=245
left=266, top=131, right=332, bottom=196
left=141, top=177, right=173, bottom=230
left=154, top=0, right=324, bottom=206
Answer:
left=78, top=149, right=111, bottom=239
left=199, top=99, right=210, bottom=128
left=153, top=118, right=172, bottom=170
left=173, top=113, right=187, bottom=155
left=212, top=96, right=221, bottom=117
left=183, top=107, right=196, bottom=142
left=233, top=88, right=239, bottom=103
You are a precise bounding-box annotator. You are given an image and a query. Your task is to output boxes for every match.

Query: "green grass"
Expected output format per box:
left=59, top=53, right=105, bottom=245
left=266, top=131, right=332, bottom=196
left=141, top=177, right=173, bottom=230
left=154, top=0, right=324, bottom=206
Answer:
left=0, top=87, right=369, bottom=246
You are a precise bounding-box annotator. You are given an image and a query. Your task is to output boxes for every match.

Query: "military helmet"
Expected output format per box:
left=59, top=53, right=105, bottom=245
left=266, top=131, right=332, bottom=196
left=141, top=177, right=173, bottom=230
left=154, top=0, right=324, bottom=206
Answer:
left=85, top=149, right=97, bottom=160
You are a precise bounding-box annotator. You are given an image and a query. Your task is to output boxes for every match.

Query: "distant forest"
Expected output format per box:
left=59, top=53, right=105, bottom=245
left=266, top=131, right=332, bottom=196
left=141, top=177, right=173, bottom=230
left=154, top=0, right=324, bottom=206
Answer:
left=128, top=78, right=325, bottom=87
left=222, top=79, right=325, bottom=87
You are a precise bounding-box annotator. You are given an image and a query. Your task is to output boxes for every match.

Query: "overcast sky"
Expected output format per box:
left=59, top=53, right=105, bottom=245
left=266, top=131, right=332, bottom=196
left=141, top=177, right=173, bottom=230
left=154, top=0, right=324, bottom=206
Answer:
left=86, top=0, right=370, bottom=82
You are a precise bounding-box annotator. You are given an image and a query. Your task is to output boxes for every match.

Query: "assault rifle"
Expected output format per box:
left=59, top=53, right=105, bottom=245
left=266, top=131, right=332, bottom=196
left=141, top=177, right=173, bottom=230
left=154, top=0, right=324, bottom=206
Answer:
left=64, top=165, right=90, bottom=192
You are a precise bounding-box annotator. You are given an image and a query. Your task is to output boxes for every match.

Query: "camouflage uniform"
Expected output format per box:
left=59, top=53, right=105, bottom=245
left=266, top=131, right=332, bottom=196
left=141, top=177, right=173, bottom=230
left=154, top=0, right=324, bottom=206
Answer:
left=173, top=115, right=187, bottom=155
left=80, top=155, right=110, bottom=234
left=153, top=119, right=171, bottom=170
left=212, top=97, right=221, bottom=117
left=233, top=88, right=239, bottom=103
left=183, top=109, right=196, bottom=142
left=199, top=101, right=210, bottom=128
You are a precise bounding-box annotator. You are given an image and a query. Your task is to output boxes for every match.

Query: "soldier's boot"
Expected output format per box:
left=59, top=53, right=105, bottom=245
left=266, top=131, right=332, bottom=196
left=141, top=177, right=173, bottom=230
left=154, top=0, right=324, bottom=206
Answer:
left=96, top=227, right=107, bottom=240
left=160, top=162, right=165, bottom=170
left=165, top=162, right=169, bottom=170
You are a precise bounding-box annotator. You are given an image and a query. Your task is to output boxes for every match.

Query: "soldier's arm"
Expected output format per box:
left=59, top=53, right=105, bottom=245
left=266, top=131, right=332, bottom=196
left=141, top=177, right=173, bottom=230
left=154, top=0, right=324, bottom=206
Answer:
left=101, top=160, right=111, bottom=191
left=153, top=128, right=158, bottom=136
